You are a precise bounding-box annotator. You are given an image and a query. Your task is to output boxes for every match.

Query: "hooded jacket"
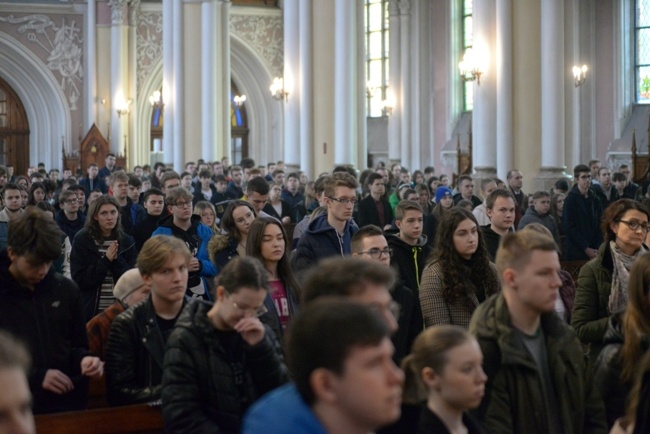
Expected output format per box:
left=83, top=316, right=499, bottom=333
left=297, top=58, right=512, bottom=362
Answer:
left=208, top=233, right=239, bottom=273
left=387, top=234, right=431, bottom=293
left=517, top=207, right=560, bottom=247
left=55, top=209, right=85, bottom=242
left=469, top=294, right=607, bottom=434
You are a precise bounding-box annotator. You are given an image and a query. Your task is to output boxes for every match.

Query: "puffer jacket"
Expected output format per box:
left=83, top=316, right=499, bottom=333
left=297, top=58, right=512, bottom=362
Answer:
left=162, top=300, right=289, bottom=434
left=208, top=233, right=239, bottom=273
left=469, top=294, right=607, bottom=434
left=105, top=296, right=193, bottom=406
left=387, top=234, right=431, bottom=292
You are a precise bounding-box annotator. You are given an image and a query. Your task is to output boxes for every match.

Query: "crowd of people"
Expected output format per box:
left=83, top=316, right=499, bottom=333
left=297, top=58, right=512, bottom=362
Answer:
left=1, top=155, right=650, bottom=434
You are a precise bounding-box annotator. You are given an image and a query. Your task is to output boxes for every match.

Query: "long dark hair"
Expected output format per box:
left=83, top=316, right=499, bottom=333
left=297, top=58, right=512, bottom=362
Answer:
left=431, top=208, right=499, bottom=305
left=27, top=182, right=46, bottom=206
left=621, top=253, right=650, bottom=384
left=221, top=200, right=256, bottom=243
left=246, top=217, right=302, bottom=299
left=84, top=195, right=123, bottom=243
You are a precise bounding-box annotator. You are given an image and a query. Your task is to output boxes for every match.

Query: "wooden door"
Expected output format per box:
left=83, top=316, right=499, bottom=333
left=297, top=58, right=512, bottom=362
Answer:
left=0, top=77, right=30, bottom=175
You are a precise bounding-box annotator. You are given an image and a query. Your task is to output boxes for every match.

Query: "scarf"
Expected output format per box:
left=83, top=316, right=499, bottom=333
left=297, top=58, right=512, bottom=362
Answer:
left=608, top=241, right=646, bottom=314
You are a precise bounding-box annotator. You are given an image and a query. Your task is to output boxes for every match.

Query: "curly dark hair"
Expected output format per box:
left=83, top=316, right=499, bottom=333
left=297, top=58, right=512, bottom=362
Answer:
left=431, top=208, right=499, bottom=310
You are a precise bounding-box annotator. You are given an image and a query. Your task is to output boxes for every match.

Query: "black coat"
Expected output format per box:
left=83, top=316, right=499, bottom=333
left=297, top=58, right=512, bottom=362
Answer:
left=162, top=301, right=289, bottom=434
left=357, top=195, right=394, bottom=228
left=387, top=234, right=431, bottom=292
left=563, top=184, right=603, bottom=260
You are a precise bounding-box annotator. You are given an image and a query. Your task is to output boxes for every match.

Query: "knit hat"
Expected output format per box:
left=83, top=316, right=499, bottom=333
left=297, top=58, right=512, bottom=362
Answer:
left=435, top=186, right=453, bottom=203
left=113, top=268, right=146, bottom=301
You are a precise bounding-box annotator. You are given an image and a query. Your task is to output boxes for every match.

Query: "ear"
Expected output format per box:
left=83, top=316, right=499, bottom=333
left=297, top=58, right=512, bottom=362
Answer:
left=609, top=221, right=619, bottom=237
left=486, top=207, right=493, bottom=219
left=395, top=219, right=402, bottom=230
left=216, top=285, right=227, bottom=302
left=502, top=268, right=517, bottom=290
left=6, top=247, right=16, bottom=263
left=421, top=367, right=440, bottom=391
left=141, top=273, right=152, bottom=286
left=310, top=368, right=339, bottom=404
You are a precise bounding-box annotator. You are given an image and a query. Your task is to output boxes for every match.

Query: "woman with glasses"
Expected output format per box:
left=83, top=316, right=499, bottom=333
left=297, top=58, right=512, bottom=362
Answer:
left=209, top=200, right=256, bottom=273
left=193, top=200, right=218, bottom=234
left=419, top=208, right=500, bottom=329
left=162, top=256, right=289, bottom=434
left=573, top=199, right=650, bottom=362
left=246, top=217, right=300, bottom=342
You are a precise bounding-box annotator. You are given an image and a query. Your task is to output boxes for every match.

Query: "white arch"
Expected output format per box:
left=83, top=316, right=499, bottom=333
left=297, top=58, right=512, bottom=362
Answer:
left=0, top=32, right=71, bottom=170
left=137, top=60, right=163, bottom=166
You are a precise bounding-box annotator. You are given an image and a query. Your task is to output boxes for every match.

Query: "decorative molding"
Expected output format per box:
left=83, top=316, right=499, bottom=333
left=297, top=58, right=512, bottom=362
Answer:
left=136, top=10, right=162, bottom=93
left=398, top=0, right=410, bottom=15
left=230, top=13, right=283, bottom=77
left=0, top=14, right=83, bottom=110
left=108, top=0, right=128, bottom=24
left=129, top=0, right=141, bottom=25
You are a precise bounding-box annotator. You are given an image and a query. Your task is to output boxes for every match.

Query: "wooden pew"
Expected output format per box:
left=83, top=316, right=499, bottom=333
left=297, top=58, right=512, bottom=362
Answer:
left=35, top=403, right=164, bottom=434
left=560, top=260, right=588, bottom=284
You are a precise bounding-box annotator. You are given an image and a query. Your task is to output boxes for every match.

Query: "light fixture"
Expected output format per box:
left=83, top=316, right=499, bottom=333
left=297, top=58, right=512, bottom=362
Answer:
left=366, top=81, right=377, bottom=99
left=458, top=48, right=483, bottom=85
left=270, top=77, right=289, bottom=102
left=233, top=94, right=247, bottom=107
left=381, top=99, right=394, bottom=117
left=116, top=98, right=132, bottom=118
left=572, top=64, right=588, bottom=87
left=149, top=90, right=164, bottom=110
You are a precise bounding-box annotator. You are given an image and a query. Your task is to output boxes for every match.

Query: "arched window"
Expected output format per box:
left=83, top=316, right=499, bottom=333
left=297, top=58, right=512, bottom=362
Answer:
left=365, top=0, right=389, bottom=117
left=231, top=81, right=249, bottom=164
left=150, top=100, right=163, bottom=152
left=636, top=0, right=650, bottom=102
left=0, top=77, right=29, bottom=175
left=462, top=0, right=473, bottom=111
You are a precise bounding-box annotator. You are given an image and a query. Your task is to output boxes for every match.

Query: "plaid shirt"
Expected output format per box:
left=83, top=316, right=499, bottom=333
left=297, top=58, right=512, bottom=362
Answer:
left=86, top=301, right=125, bottom=360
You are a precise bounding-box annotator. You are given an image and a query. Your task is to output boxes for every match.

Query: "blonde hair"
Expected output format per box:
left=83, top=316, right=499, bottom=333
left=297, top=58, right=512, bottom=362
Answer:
left=193, top=201, right=218, bottom=233
left=137, top=235, right=191, bottom=276
left=495, top=230, right=558, bottom=275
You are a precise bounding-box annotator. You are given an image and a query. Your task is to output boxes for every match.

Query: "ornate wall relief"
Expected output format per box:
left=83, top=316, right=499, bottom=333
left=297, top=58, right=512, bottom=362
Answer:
left=230, top=13, right=283, bottom=77
left=136, top=10, right=162, bottom=93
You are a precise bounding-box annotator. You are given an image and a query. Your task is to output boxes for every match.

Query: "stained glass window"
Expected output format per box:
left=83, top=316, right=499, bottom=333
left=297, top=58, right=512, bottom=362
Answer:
left=365, top=0, right=389, bottom=117
left=462, top=0, right=473, bottom=111
left=637, top=1, right=650, bottom=102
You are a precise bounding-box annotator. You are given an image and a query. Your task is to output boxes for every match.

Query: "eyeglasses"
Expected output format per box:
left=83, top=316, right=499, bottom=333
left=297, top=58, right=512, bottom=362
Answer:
left=358, top=247, right=393, bottom=259
left=228, top=295, right=268, bottom=317
left=369, top=300, right=401, bottom=322
left=578, top=175, right=591, bottom=180
left=618, top=219, right=650, bottom=233
left=328, top=196, right=358, bottom=205
left=65, top=199, right=79, bottom=204
left=173, top=201, right=191, bottom=209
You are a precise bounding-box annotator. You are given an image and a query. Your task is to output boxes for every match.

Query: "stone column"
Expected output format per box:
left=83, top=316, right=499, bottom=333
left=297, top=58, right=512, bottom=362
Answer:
left=201, top=0, right=218, bottom=162
left=299, top=0, right=314, bottom=176
left=162, top=0, right=174, bottom=164
left=172, top=0, right=184, bottom=171
left=283, top=0, right=300, bottom=168
left=387, top=0, right=401, bottom=163
left=109, top=0, right=128, bottom=155
left=399, top=0, right=411, bottom=168
left=85, top=0, right=97, bottom=133
left=496, top=0, right=513, bottom=175
left=216, top=0, right=231, bottom=162
left=128, top=0, right=140, bottom=169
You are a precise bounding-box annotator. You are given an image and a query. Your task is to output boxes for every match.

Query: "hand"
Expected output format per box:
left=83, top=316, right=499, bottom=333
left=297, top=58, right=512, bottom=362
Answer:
left=584, top=247, right=598, bottom=259
left=281, top=216, right=291, bottom=225
left=188, top=258, right=200, bottom=272
left=42, top=369, right=74, bottom=394
left=106, top=241, right=119, bottom=261
left=81, top=356, right=104, bottom=378
left=234, top=317, right=265, bottom=346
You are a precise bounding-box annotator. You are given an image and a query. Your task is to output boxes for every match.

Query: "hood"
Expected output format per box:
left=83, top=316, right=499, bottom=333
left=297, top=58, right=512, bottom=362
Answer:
left=568, top=183, right=595, bottom=198
left=523, top=207, right=545, bottom=218
left=55, top=209, right=85, bottom=226
left=208, top=233, right=236, bottom=264
left=387, top=233, right=428, bottom=251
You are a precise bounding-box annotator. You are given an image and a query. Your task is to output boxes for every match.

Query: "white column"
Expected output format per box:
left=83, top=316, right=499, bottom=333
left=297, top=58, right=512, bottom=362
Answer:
left=299, top=0, right=314, bottom=176
left=472, top=0, right=497, bottom=176
left=109, top=0, right=127, bottom=155
left=387, top=0, right=401, bottom=163
left=496, top=0, right=513, bottom=175
left=356, top=0, right=367, bottom=170
left=540, top=0, right=565, bottom=169
left=162, top=0, right=174, bottom=163
left=85, top=0, right=96, bottom=133
left=172, top=0, right=184, bottom=171
left=217, top=0, right=231, bottom=161
left=409, top=0, right=421, bottom=170
left=399, top=1, right=411, bottom=168
left=202, top=0, right=218, bottom=162
left=284, top=0, right=300, bottom=168
left=334, top=0, right=357, bottom=166
left=128, top=0, right=140, bottom=169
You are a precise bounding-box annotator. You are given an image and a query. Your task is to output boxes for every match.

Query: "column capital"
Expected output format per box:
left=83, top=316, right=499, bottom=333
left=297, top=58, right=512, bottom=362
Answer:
left=108, top=0, right=128, bottom=24
left=389, top=0, right=410, bottom=16
left=129, top=0, right=141, bottom=24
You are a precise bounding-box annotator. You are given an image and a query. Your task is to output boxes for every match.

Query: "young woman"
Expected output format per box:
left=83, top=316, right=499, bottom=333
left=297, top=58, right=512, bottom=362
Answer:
left=573, top=199, right=650, bottom=362
left=262, top=182, right=291, bottom=224
left=594, top=252, right=650, bottom=428
left=412, top=170, right=426, bottom=186
left=27, top=182, right=46, bottom=207
left=550, top=192, right=566, bottom=257
left=420, top=208, right=500, bottom=328
left=208, top=200, right=256, bottom=273
left=246, top=217, right=300, bottom=341
left=424, top=186, right=453, bottom=247
left=162, top=257, right=288, bottom=433
left=427, top=176, right=440, bottom=198
left=70, top=195, right=137, bottom=320
left=193, top=200, right=218, bottom=234
left=416, top=184, right=433, bottom=215
left=403, top=325, right=486, bottom=434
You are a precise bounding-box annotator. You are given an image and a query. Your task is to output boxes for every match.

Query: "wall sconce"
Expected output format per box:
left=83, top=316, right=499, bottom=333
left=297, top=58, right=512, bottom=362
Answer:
left=270, top=77, right=289, bottom=102
left=149, top=90, right=164, bottom=110
left=381, top=99, right=394, bottom=116
left=458, top=48, right=483, bottom=85
left=233, top=95, right=247, bottom=107
left=366, top=81, right=377, bottom=99
left=116, top=98, right=132, bottom=118
left=572, top=65, right=588, bottom=87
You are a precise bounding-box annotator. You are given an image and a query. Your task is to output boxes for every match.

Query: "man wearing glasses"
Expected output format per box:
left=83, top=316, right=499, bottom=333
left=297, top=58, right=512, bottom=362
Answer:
left=55, top=190, right=85, bottom=241
left=292, top=172, right=359, bottom=280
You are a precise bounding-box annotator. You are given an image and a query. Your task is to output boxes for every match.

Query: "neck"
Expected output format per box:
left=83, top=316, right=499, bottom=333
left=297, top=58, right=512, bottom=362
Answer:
left=6, top=208, right=21, bottom=218
left=616, top=240, right=639, bottom=256
left=578, top=185, right=589, bottom=196
left=101, top=228, right=113, bottom=237
left=370, top=191, right=382, bottom=201
left=206, top=304, right=229, bottom=331
left=504, top=291, right=541, bottom=335
left=64, top=209, right=77, bottom=220
left=327, top=215, right=347, bottom=234
left=265, top=260, right=279, bottom=279
left=312, top=402, right=372, bottom=434
left=151, top=294, right=184, bottom=320
left=116, top=196, right=127, bottom=206
left=511, top=187, right=521, bottom=194
left=174, top=217, right=192, bottom=231
left=490, top=224, right=510, bottom=237
left=399, top=232, right=418, bottom=246
left=427, top=395, right=466, bottom=434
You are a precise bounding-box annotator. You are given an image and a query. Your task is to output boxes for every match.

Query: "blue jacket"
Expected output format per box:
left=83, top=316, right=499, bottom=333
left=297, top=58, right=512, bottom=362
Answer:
left=291, top=213, right=358, bottom=279
left=563, top=184, right=603, bottom=260
left=242, top=384, right=327, bottom=434
left=152, top=215, right=217, bottom=299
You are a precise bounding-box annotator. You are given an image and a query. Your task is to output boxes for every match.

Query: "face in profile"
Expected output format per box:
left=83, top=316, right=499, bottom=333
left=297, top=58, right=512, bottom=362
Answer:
left=0, top=367, right=35, bottom=434
left=512, top=250, right=562, bottom=314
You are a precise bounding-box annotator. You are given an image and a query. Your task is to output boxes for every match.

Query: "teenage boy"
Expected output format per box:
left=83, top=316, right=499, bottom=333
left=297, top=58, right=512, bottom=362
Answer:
left=592, top=166, right=619, bottom=209
left=612, top=172, right=635, bottom=199
left=55, top=190, right=85, bottom=242
left=109, top=170, right=146, bottom=235
left=226, top=165, right=244, bottom=199
left=469, top=231, right=607, bottom=433
left=132, top=188, right=166, bottom=252
left=563, top=164, right=603, bottom=260
left=159, top=171, right=182, bottom=195
left=152, top=187, right=217, bottom=299
left=480, top=189, right=516, bottom=261
left=472, top=178, right=498, bottom=226
left=243, top=298, right=403, bottom=434
left=127, top=174, right=143, bottom=204
left=358, top=173, right=393, bottom=230
left=282, top=172, right=306, bottom=221
left=79, top=163, right=108, bottom=196
left=193, top=169, right=219, bottom=206
left=517, top=190, right=560, bottom=247
left=453, top=175, right=482, bottom=209
left=0, top=183, right=24, bottom=250
left=387, top=200, right=430, bottom=293
left=98, top=153, right=117, bottom=182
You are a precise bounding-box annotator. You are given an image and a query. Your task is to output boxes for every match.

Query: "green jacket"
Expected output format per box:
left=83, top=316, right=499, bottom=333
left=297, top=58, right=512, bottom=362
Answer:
left=469, top=294, right=607, bottom=434
left=571, top=242, right=613, bottom=361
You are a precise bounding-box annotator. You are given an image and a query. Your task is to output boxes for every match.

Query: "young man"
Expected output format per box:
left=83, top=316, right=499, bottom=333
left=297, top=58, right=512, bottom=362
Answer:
left=79, top=163, right=108, bottom=196
left=132, top=188, right=166, bottom=251
left=453, top=175, right=482, bottom=209
left=563, top=164, right=604, bottom=260
left=265, top=162, right=276, bottom=181
left=358, top=172, right=394, bottom=230
left=517, top=190, right=560, bottom=247
left=245, top=176, right=271, bottom=217
left=352, top=226, right=421, bottom=363
left=109, top=170, right=145, bottom=235
left=480, top=189, right=516, bottom=261
left=0, top=208, right=103, bottom=414
left=55, top=190, right=85, bottom=242
left=159, top=170, right=182, bottom=195
left=589, top=159, right=601, bottom=183
left=150, top=162, right=166, bottom=189
left=152, top=187, right=217, bottom=299
left=291, top=175, right=330, bottom=249
left=469, top=230, right=607, bottom=433
left=226, top=165, right=244, bottom=199
left=472, top=178, right=498, bottom=226
left=243, top=298, right=403, bottom=434
left=617, top=163, right=639, bottom=198
left=592, top=166, right=619, bottom=209
left=0, top=331, right=36, bottom=434
left=292, top=172, right=359, bottom=278
left=127, top=174, right=143, bottom=204
left=192, top=169, right=219, bottom=205
left=105, top=236, right=194, bottom=406
left=281, top=172, right=306, bottom=221
left=66, top=184, right=88, bottom=214
left=273, top=169, right=286, bottom=188
left=0, top=183, right=24, bottom=250
left=180, top=171, right=194, bottom=194
left=387, top=200, right=430, bottom=293
left=612, top=172, right=635, bottom=199
left=98, top=153, right=117, bottom=182
left=506, top=169, right=528, bottom=227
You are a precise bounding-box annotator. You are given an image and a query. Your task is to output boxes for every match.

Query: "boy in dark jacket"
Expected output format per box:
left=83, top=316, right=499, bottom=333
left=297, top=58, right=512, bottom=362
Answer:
left=388, top=200, right=430, bottom=292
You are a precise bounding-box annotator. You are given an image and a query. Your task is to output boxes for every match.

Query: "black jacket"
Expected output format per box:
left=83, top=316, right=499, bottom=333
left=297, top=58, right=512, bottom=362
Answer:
left=162, top=301, right=289, bottom=434
left=387, top=234, right=431, bottom=292
left=70, top=228, right=137, bottom=320
left=262, top=200, right=292, bottom=222
left=0, top=251, right=90, bottom=414
left=105, top=296, right=193, bottom=406
left=132, top=213, right=164, bottom=252
left=55, top=209, right=86, bottom=242
left=563, top=184, right=603, bottom=260
left=391, top=281, right=422, bottom=363
left=479, top=225, right=507, bottom=261
left=357, top=194, right=394, bottom=229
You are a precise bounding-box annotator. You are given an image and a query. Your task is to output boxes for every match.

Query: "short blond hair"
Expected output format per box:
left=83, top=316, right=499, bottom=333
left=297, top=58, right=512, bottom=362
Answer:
left=495, top=230, right=558, bottom=275
left=137, top=235, right=191, bottom=276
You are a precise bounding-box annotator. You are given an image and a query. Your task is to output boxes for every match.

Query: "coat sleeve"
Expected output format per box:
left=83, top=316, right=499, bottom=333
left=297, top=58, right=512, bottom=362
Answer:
left=105, top=313, right=161, bottom=406
left=419, top=264, right=452, bottom=327
left=197, top=227, right=217, bottom=277
left=109, top=235, right=137, bottom=281
left=571, top=261, right=609, bottom=345
left=70, top=232, right=111, bottom=293
left=291, top=236, right=316, bottom=282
